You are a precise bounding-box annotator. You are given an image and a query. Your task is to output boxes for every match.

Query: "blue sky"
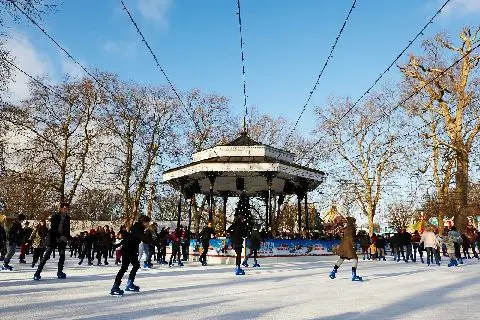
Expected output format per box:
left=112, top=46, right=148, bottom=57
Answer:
left=3, top=0, right=480, bottom=135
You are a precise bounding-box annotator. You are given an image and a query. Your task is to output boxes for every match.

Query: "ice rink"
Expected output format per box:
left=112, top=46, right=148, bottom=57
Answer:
left=1, top=254, right=480, bottom=319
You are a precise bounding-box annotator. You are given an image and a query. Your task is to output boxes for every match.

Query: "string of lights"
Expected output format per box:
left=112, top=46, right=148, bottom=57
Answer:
left=9, top=0, right=215, bottom=158
left=120, top=0, right=202, bottom=135
left=335, top=0, right=451, bottom=124
left=284, top=0, right=357, bottom=146
left=6, top=0, right=115, bottom=92
left=298, top=41, right=480, bottom=169
left=236, top=0, right=249, bottom=132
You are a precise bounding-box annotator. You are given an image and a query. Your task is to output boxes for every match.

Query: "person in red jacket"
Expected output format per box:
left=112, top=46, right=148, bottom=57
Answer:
left=169, top=227, right=184, bottom=267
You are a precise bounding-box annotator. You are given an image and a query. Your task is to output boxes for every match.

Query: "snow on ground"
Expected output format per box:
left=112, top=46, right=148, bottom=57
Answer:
left=1, top=254, right=480, bottom=320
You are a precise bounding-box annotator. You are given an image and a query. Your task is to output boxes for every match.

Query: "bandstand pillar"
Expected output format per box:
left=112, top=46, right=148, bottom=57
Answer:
left=221, top=192, right=228, bottom=233
left=305, top=192, right=309, bottom=232
left=266, top=174, right=274, bottom=233
left=207, top=174, right=217, bottom=222
left=296, top=191, right=304, bottom=234
left=177, top=179, right=185, bottom=229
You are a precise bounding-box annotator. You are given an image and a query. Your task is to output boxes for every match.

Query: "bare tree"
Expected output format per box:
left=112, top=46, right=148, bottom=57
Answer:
left=2, top=77, right=103, bottom=204
left=101, top=76, right=180, bottom=227
left=387, top=203, right=416, bottom=230
left=316, top=90, right=403, bottom=235
left=400, top=27, right=480, bottom=231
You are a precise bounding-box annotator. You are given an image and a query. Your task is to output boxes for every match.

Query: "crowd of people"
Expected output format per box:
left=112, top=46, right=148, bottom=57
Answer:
left=2, top=204, right=480, bottom=295
left=356, top=226, right=480, bottom=266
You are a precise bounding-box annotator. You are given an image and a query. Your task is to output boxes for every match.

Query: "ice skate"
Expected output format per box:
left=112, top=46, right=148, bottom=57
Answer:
left=235, top=266, right=245, bottom=275
left=252, top=262, right=261, bottom=268
left=33, top=273, right=41, bottom=281
left=125, top=279, right=140, bottom=292
left=329, top=269, right=337, bottom=279
left=242, top=260, right=249, bottom=268
left=352, top=269, right=363, bottom=282
left=110, top=284, right=124, bottom=296
left=57, top=271, right=67, bottom=279
left=2, top=264, right=13, bottom=271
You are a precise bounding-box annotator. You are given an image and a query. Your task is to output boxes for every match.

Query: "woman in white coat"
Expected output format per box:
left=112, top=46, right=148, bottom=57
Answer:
left=420, top=226, right=440, bottom=266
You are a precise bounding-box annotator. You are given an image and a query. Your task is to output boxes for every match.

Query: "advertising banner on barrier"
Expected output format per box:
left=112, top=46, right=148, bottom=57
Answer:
left=190, top=238, right=343, bottom=257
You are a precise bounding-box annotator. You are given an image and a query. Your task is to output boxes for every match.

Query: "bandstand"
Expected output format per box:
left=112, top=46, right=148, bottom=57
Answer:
left=162, top=132, right=326, bottom=232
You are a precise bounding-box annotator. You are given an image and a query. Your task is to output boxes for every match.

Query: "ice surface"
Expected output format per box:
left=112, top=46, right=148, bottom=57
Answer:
left=1, top=254, right=479, bottom=319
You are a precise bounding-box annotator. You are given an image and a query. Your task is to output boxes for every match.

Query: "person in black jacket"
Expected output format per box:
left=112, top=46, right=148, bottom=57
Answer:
left=198, top=221, right=216, bottom=266
left=33, top=202, right=71, bottom=280
left=227, top=213, right=246, bottom=276
left=0, top=221, right=6, bottom=261
left=95, top=226, right=110, bottom=266
left=79, top=229, right=95, bottom=266
left=242, top=225, right=263, bottom=268
left=2, top=214, right=26, bottom=270
left=110, top=215, right=158, bottom=296
left=157, top=227, right=169, bottom=264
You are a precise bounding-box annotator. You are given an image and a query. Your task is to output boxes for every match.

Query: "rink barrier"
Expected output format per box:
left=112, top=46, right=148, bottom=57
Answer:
left=189, top=239, right=349, bottom=257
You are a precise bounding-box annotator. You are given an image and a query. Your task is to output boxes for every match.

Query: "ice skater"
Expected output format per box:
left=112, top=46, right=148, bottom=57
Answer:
left=2, top=213, right=25, bottom=271
left=242, top=224, right=262, bottom=268
left=30, top=220, right=48, bottom=268
left=110, top=215, right=158, bottom=296
left=168, top=227, right=184, bottom=267
left=227, top=212, right=246, bottom=275
left=198, top=221, right=216, bottom=266
left=34, top=202, right=71, bottom=280
left=329, top=217, right=362, bottom=281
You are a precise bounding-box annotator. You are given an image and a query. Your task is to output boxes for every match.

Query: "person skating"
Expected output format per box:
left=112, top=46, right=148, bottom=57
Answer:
left=445, top=231, right=459, bottom=267
left=2, top=213, right=26, bottom=271
left=95, top=226, right=110, bottom=266
left=19, top=221, right=32, bottom=264
left=358, top=231, right=370, bottom=260
left=448, top=227, right=463, bottom=264
left=110, top=215, right=158, bottom=296
left=115, top=230, right=127, bottom=265
left=411, top=230, right=423, bottom=263
left=30, top=220, right=48, bottom=268
left=420, top=226, right=440, bottom=266
left=227, top=212, right=246, bottom=275
left=144, top=223, right=158, bottom=269
left=242, top=225, right=262, bottom=268
left=0, top=221, right=6, bottom=261
left=79, top=229, right=96, bottom=266
left=375, top=234, right=387, bottom=261
left=198, top=221, right=216, bottom=266
left=403, top=229, right=413, bottom=262
left=157, top=227, right=169, bottom=264
left=33, top=202, right=71, bottom=280
left=168, top=227, right=184, bottom=267
left=329, top=217, right=362, bottom=281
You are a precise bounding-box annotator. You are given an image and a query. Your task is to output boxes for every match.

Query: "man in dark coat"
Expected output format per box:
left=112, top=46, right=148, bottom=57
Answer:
left=0, top=222, right=7, bottom=261
left=110, top=215, right=158, bottom=296
left=227, top=213, right=246, bottom=275
left=242, top=225, right=263, bottom=268
left=19, top=221, right=32, bottom=263
left=198, top=221, right=216, bottom=266
left=2, top=214, right=26, bottom=270
left=33, top=202, right=71, bottom=280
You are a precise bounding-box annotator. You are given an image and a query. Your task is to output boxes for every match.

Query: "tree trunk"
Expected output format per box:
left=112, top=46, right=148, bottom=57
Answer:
left=455, top=146, right=469, bottom=232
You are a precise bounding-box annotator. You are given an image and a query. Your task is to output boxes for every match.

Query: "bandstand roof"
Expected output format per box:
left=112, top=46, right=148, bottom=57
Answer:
left=163, top=133, right=325, bottom=197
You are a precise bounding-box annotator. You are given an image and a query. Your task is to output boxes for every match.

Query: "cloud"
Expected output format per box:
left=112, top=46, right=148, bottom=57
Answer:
left=60, top=56, right=87, bottom=79
left=441, top=0, right=480, bottom=15
left=103, top=40, right=137, bottom=58
left=4, top=31, right=52, bottom=103
left=137, top=0, right=172, bottom=27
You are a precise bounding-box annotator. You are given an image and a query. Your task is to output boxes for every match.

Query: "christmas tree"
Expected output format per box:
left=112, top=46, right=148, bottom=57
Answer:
left=236, top=192, right=254, bottom=236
